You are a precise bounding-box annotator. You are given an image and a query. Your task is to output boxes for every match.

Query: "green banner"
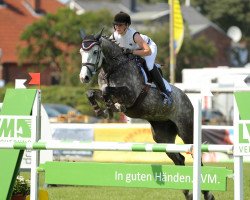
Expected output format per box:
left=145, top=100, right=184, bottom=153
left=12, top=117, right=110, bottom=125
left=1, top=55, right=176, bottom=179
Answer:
left=0, top=89, right=37, bottom=200
left=234, top=92, right=250, bottom=120
left=234, top=92, right=250, bottom=156
left=42, top=162, right=232, bottom=191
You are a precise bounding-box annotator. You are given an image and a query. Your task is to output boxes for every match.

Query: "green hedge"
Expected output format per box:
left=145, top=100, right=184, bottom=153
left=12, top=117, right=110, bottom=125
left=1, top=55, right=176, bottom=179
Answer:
left=0, top=85, right=96, bottom=116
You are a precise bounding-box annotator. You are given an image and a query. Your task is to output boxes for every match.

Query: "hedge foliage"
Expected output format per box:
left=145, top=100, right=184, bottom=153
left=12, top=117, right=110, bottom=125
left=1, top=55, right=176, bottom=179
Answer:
left=0, top=85, right=96, bottom=116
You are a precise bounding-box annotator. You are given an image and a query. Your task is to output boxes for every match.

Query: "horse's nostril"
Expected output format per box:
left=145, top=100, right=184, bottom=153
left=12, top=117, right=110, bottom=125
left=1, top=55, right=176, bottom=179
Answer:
left=84, top=76, right=89, bottom=81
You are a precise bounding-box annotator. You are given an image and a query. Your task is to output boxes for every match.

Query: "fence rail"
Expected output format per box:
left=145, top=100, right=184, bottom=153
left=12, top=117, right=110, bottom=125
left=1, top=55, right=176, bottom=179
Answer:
left=0, top=141, right=233, bottom=153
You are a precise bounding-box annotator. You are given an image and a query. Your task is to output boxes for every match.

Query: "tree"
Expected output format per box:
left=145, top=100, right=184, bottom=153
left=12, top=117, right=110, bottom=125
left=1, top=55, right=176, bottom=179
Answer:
left=148, top=24, right=216, bottom=82
left=18, top=6, right=216, bottom=84
left=18, top=8, right=112, bottom=85
left=192, top=0, right=250, bottom=36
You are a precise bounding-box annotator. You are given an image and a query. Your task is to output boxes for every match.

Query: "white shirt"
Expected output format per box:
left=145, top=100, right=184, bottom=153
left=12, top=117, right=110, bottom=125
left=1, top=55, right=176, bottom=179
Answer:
left=112, top=28, right=139, bottom=50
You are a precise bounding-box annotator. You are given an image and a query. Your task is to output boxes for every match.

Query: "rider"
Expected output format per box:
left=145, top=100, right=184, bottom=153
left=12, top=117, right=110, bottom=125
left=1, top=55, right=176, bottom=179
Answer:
left=111, top=11, right=172, bottom=106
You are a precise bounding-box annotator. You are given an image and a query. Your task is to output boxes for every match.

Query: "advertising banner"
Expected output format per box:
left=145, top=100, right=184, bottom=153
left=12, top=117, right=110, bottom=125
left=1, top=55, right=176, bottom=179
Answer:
left=234, top=92, right=250, bottom=156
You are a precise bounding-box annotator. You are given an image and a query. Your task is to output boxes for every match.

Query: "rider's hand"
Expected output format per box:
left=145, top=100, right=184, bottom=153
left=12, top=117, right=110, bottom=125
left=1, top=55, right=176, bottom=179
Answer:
left=122, top=48, right=133, bottom=55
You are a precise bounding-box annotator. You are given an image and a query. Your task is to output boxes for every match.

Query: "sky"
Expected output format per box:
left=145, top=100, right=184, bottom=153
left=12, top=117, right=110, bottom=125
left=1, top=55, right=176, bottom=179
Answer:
left=58, top=0, right=69, bottom=4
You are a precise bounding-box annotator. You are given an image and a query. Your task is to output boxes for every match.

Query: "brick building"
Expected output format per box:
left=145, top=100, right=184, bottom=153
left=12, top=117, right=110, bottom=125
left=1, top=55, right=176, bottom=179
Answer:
left=181, top=6, right=232, bottom=67
left=0, top=0, right=64, bottom=86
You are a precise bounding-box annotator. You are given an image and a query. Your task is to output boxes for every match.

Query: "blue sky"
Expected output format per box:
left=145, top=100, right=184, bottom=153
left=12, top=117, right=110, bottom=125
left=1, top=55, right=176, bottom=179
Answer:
left=58, top=0, right=69, bottom=4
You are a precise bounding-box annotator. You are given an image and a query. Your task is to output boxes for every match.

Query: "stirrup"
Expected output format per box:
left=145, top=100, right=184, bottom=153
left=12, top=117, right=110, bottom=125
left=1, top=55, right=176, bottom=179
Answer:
left=161, top=92, right=173, bottom=106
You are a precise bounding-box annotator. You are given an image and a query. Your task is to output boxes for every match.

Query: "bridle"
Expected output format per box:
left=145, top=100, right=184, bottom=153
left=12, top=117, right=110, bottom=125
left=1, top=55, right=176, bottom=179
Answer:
left=81, top=39, right=102, bottom=76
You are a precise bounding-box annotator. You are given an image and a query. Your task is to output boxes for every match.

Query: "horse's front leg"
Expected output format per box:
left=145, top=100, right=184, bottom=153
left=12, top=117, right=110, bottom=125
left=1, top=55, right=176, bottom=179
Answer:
left=102, top=86, right=128, bottom=118
left=102, top=87, right=118, bottom=119
left=86, top=89, right=107, bottom=118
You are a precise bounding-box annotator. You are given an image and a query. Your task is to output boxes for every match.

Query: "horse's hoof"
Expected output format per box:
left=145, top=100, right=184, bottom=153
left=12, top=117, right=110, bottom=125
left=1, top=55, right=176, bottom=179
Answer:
left=185, top=193, right=193, bottom=200
left=204, top=192, right=215, bottom=200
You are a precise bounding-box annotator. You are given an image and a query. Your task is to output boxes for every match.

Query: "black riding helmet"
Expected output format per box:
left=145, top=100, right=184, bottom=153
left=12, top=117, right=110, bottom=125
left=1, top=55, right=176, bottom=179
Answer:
left=113, top=12, right=131, bottom=25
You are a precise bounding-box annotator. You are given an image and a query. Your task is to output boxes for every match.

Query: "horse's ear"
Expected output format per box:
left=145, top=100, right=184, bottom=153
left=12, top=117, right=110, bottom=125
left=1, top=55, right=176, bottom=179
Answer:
left=94, top=28, right=104, bottom=40
left=80, top=28, right=86, bottom=39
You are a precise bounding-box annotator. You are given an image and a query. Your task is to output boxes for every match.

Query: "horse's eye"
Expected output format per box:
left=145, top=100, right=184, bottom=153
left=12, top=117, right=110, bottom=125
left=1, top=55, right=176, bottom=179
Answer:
left=93, top=50, right=98, bottom=55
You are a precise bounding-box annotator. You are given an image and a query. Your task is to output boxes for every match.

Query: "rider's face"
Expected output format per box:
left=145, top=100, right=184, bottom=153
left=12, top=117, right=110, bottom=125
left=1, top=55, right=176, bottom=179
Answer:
left=114, top=23, right=127, bottom=35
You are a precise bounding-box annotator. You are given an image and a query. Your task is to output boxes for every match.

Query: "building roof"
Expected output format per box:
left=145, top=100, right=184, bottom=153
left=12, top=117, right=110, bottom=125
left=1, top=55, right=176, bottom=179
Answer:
left=181, top=6, right=227, bottom=37
left=72, top=0, right=229, bottom=38
left=71, top=0, right=168, bottom=15
left=0, top=0, right=64, bottom=63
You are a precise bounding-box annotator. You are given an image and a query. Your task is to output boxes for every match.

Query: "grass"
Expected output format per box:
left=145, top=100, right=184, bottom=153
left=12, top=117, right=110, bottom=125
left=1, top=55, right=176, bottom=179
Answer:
left=22, top=162, right=250, bottom=200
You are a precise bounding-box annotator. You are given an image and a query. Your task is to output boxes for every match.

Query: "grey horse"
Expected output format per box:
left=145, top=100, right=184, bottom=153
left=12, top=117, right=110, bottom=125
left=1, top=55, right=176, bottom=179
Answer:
left=79, top=30, right=215, bottom=200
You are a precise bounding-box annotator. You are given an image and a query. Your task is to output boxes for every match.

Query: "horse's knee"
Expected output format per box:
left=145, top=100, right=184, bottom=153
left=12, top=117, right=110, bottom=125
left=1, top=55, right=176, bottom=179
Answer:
left=86, top=90, right=95, bottom=99
left=102, top=86, right=112, bottom=97
left=86, top=93, right=97, bottom=106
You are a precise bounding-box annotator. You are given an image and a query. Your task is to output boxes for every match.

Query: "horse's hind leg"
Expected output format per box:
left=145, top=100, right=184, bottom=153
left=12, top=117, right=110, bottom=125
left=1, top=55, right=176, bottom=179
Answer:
left=201, top=161, right=215, bottom=200
left=180, top=126, right=215, bottom=200
left=149, top=120, right=192, bottom=200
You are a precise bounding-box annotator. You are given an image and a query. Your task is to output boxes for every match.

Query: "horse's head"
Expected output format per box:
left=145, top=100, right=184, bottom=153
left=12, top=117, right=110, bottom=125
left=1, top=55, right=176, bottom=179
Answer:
left=79, top=29, right=104, bottom=83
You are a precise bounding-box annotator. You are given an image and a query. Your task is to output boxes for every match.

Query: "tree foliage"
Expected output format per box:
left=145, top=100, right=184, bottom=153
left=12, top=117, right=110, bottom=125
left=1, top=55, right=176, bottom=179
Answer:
left=18, top=8, right=112, bottom=85
left=18, top=7, right=216, bottom=84
left=192, top=0, right=250, bottom=36
left=147, top=24, right=216, bottom=82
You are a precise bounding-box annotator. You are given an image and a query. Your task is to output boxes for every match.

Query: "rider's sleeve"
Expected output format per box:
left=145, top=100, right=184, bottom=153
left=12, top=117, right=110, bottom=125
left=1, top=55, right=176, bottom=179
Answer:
left=132, top=32, right=140, bottom=43
left=140, top=34, right=152, bottom=45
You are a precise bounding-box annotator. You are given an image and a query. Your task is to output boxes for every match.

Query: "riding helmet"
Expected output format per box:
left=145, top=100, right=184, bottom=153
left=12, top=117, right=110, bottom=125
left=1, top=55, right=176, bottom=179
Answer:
left=113, top=12, right=131, bottom=25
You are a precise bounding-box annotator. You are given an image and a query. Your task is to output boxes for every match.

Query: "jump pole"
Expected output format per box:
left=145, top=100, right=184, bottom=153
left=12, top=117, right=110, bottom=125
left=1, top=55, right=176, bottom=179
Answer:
left=30, top=90, right=41, bottom=200
left=193, top=96, right=202, bottom=200
left=0, top=141, right=233, bottom=153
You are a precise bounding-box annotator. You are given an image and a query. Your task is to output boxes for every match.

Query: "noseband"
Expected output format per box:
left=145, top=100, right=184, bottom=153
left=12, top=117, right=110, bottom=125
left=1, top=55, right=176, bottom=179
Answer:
left=81, top=39, right=102, bottom=76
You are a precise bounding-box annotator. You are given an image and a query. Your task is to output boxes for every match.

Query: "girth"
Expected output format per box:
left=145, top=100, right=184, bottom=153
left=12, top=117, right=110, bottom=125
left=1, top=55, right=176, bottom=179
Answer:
left=127, top=84, right=151, bottom=109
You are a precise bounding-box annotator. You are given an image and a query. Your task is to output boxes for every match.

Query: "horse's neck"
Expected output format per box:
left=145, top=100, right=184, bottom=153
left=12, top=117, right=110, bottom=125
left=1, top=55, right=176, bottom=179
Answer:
left=101, top=59, right=110, bottom=73
left=103, top=57, right=144, bottom=87
left=100, top=37, right=144, bottom=92
left=101, top=56, right=122, bottom=74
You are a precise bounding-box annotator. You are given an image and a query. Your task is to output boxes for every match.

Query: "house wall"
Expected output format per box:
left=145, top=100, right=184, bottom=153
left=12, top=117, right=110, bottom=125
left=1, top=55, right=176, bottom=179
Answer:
left=194, top=27, right=231, bottom=67
left=2, top=63, right=54, bottom=85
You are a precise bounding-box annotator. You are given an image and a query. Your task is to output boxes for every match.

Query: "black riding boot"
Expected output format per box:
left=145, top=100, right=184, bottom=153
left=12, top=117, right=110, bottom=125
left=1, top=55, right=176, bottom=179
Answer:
left=149, top=66, right=172, bottom=106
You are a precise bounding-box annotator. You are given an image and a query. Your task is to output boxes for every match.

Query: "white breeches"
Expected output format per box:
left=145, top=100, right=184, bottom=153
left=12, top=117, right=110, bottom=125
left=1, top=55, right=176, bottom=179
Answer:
left=144, top=41, right=157, bottom=71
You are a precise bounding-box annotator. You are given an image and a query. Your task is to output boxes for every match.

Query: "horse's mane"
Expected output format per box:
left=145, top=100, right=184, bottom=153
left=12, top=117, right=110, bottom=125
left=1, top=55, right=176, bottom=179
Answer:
left=101, top=35, right=123, bottom=50
left=100, top=35, right=126, bottom=57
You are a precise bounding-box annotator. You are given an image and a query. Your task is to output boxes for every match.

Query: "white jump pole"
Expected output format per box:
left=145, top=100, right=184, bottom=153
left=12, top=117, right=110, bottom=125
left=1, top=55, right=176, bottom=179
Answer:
left=30, top=90, right=41, bottom=200
left=193, top=96, right=202, bottom=200
left=233, top=94, right=243, bottom=200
